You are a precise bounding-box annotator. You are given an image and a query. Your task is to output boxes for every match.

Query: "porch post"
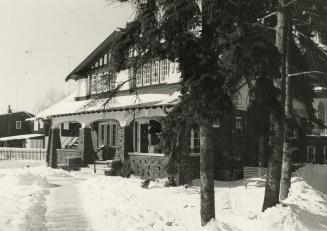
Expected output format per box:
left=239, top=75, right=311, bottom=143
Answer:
left=78, top=127, right=94, bottom=165
left=49, top=128, right=61, bottom=168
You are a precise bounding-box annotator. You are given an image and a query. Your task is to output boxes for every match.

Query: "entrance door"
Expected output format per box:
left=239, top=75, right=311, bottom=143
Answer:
left=98, top=122, right=117, bottom=147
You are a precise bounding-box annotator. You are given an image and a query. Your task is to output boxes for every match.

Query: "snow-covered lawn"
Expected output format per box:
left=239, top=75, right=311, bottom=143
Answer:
left=78, top=165, right=327, bottom=231
left=0, top=161, right=326, bottom=231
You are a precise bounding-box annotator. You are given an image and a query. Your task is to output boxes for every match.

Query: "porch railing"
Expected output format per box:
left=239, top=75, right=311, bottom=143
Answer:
left=0, top=147, right=46, bottom=161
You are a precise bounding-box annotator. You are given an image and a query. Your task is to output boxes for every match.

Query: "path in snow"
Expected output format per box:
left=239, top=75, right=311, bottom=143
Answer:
left=45, top=175, right=92, bottom=231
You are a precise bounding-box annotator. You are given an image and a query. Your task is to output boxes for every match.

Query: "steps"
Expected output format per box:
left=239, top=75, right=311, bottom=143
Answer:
left=80, top=160, right=113, bottom=175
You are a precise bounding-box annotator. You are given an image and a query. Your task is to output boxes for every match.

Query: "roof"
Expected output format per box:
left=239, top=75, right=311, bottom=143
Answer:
left=0, top=111, right=34, bottom=118
left=0, top=134, right=44, bottom=141
left=65, top=31, right=120, bottom=81
left=35, top=91, right=181, bottom=119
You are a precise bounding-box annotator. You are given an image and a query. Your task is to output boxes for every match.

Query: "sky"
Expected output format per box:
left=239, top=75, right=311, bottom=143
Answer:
left=0, top=0, right=133, bottom=114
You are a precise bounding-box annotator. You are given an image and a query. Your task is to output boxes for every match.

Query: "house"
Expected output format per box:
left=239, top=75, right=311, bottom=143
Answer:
left=0, top=107, right=45, bottom=148
left=297, top=87, right=327, bottom=164
left=34, top=30, right=250, bottom=180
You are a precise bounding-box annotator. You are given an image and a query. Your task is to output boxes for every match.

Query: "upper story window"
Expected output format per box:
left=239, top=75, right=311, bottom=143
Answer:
left=103, top=53, right=108, bottom=65
left=99, top=57, right=103, bottom=67
left=130, top=59, right=170, bottom=87
left=16, top=121, right=22, bottom=130
left=90, top=71, right=116, bottom=95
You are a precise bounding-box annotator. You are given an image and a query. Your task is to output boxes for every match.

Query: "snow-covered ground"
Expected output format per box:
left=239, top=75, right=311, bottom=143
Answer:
left=0, top=161, right=326, bottom=231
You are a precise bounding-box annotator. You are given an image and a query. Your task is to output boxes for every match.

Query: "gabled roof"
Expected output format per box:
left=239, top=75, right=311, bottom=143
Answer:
left=0, top=111, right=34, bottom=118
left=65, top=30, right=120, bottom=81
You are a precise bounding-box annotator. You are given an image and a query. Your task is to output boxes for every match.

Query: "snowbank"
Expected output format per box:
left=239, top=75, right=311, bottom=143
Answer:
left=79, top=164, right=327, bottom=231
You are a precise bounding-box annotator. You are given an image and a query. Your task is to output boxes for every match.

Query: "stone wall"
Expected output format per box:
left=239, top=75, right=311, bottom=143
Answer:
left=115, top=127, right=125, bottom=161
left=129, top=154, right=169, bottom=180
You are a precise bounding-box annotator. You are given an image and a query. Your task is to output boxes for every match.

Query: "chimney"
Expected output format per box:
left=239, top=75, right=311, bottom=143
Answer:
left=7, top=105, right=12, bottom=113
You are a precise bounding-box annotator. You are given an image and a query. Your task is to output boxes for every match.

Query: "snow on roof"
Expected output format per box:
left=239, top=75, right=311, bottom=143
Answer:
left=35, top=92, right=181, bottom=119
left=0, top=134, right=44, bottom=141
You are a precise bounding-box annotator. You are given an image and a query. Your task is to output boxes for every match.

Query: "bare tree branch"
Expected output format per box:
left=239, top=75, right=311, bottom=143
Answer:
left=257, top=12, right=277, bottom=23
left=288, top=71, right=327, bottom=77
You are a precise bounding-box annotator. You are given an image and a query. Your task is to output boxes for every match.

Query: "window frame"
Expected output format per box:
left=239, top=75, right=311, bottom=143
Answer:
left=306, top=146, right=316, bottom=162
left=98, top=121, right=119, bottom=147
left=235, top=117, right=243, bottom=131
left=16, top=121, right=22, bottom=130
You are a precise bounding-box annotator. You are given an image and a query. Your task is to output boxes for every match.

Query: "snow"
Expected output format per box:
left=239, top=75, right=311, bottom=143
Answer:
left=35, top=91, right=180, bottom=119
left=78, top=165, right=327, bottom=231
left=0, top=162, right=327, bottom=231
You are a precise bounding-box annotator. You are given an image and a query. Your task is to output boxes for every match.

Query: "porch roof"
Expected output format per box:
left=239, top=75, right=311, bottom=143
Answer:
left=0, top=134, right=44, bottom=141
left=35, top=91, right=181, bottom=119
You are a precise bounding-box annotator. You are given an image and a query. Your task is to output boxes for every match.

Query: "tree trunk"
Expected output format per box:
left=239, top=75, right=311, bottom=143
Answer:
left=258, top=134, right=266, bottom=168
left=262, top=0, right=288, bottom=211
left=280, top=7, right=292, bottom=201
left=262, top=114, right=283, bottom=211
left=200, top=123, right=215, bottom=226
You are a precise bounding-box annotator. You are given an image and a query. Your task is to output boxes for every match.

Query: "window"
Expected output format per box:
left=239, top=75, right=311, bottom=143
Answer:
left=34, top=120, right=38, bottom=131
left=39, top=120, right=44, bottom=129
left=98, top=121, right=118, bottom=147
left=291, top=129, right=299, bottom=139
left=324, top=146, right=327, bottom=164
left=108, top=51, right=111, bottom=63
left=151, top=61, right=159, bottom=84
left=99, top=57, right=103, bottom=67
left=160, top=59, right=169, bottom=82
left=143, top=63, right=151, bottom=85
left=63, top=122, right=69, bottom=130
left=136, top=68, right=142, bottom=86
left=186, top=126, right=200, bottom=154
left=128, top=47, right=134, bottom=57
left=95, top=61, right=99, bottom=68
left=97, top=73, right=104, bottom=93
left=102, top=72, right=109, bottom=92
left=103, top=53, right=108, bottom=65
left=235, top=117, right=242, bottom=131
left=91, top=75, right=97, bottom=94
left=307, top=146, right=315, bottom=162
left=109, top=72, right=117, bottom=91
left=133, top=119, right=162, bottom=153
left=16, top=121, right=22, bottom=130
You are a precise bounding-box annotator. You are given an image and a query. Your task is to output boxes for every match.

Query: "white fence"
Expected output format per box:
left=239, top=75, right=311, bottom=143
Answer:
left=0, top=147, right=46, bottom=161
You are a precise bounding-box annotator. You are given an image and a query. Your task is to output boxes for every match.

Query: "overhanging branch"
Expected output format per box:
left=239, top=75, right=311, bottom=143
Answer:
left=288, top=71, right=327, bottom=78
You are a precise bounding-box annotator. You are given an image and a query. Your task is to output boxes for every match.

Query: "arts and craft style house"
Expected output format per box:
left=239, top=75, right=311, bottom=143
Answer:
left=34, top=29, right=326, bottom=181
left=34, top=31, right=249, bottom=180
left=0, top=107, right=45, bottom=148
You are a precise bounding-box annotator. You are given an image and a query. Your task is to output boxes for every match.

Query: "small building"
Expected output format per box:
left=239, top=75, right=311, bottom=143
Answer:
left=0, top=107, right=45, bottom=148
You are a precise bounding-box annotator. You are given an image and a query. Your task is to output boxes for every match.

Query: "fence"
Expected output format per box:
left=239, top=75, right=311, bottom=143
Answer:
left=243, top=166, right=268, bottom=179
left=0, top=147, right=46, bottom=161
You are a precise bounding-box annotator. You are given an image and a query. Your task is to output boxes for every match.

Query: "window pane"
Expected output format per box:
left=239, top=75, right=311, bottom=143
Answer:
left=103, top=53, right=108, bottom=65
left=91, top=75, right=97, bottom=94
left=97, top=73, right=103, bottom=92
left=151, top=61, right=159, bottom=84
left=102, top=72, right=109, bottom=92
left=109, top=72, right=116, bottom=91
left=160, top=59, right=169, bottom=82
left=143, top=63, right=151, bottom=85
left=136, top=68, right=142, bottom=86
left=112, top=124, right=116, bottom=146
left=99, top=57, right=103, bottom=66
